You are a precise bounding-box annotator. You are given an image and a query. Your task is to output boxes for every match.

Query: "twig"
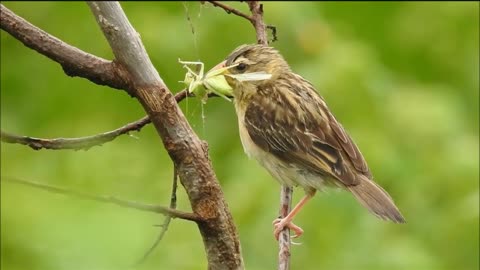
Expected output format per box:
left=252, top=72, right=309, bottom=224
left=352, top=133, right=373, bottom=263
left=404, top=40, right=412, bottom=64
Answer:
left=1, top=176, right=201, bottom=222
left=135, top=164, right=179, bottom=265
left=205, top=1, right=254, bottom=23
left=0, top=90, right=189, bottom=151
left=278, top=185, right=293, bottom=270
left=0, top=118, right=149, bottom=151
left=205, top=1, right=277, bottom=44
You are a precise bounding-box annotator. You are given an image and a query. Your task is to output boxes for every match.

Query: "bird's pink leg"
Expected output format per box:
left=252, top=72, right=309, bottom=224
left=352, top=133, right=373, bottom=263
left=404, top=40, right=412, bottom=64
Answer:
left=273, top=191, right=316, bottom=240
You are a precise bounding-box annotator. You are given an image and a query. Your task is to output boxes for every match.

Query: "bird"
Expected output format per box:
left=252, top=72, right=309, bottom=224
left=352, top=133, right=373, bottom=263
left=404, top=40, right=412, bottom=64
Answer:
left=209, top=44, right=405, bottom=240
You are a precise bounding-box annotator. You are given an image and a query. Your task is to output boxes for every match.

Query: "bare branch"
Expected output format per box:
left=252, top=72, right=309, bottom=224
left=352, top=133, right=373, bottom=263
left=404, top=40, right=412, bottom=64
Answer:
left=247, top=1, right=268, bottom=45
left=1, top=177, right=201, bottom=222
left=87, top=2, right=244, bottom=269
left=0, top=117, right=150, bottom=150
left=205, top=1, right=254, bottom=23
left=0, top=89, right=191, bottom=151
left=205, top=1, right=277, bottom=44
left=278, top=186, right=293, bottom=270
left=0, top=4, right=131, bottom=93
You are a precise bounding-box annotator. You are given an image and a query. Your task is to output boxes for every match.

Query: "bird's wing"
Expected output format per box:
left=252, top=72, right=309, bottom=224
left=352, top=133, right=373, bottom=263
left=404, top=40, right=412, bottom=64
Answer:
left=244, top=82, right=371, bottom=186
left=325, top=107, right=372, bottom=178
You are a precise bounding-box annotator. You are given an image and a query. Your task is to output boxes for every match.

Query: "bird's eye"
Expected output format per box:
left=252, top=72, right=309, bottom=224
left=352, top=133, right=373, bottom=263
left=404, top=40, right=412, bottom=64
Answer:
left=236, top=63, right=247, bottom=72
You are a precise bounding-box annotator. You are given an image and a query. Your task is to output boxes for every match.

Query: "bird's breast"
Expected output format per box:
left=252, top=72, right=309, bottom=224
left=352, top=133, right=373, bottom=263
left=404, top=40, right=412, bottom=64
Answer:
left=236, top=104, right=262, bottom=160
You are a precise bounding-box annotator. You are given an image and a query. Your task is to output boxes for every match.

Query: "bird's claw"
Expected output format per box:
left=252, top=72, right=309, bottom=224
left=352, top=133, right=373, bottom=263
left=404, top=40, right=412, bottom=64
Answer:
left=272, top=218, right=304, bottom=241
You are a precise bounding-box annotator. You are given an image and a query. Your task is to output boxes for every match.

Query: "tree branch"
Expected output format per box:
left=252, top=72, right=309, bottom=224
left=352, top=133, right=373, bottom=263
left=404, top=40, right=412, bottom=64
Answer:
left=0, top=90, right=190, bottom=151
left=205, top=1, right=254, bottom=23
left=1, top=177, right=201, bottom=222
left=247, top=1, right=268, bottom=45
left=205, top=1, right=277, bottom=44
left=278, top=186, right=293, bottom=270
left=87, top=2, right=244, bottom=269
left=0, top=4, right=132, bottom=93
left=0, top=117, right=149, bottom=150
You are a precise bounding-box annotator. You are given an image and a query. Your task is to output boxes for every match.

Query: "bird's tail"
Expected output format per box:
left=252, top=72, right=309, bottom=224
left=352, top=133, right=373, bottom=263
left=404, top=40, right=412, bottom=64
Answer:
left=348, top=177, right=406, bottom=223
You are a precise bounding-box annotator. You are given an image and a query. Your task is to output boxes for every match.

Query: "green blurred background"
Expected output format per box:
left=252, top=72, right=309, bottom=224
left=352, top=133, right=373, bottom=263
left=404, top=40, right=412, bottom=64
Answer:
left=1, top=2, right=478, bottom=270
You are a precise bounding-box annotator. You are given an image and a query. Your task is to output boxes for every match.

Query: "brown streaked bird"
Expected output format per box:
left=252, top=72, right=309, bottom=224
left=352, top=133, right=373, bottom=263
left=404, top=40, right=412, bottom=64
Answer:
left=210, top=44, right=405, bottom=240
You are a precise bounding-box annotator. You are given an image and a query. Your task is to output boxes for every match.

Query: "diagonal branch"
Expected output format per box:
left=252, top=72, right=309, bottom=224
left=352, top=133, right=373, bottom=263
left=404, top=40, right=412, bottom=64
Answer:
left=0, top=117, right=150, bottom=150
left=0, top=4, right=130, bottom=92
left=205, top=1, right=277, bottom=44
left=87, top=2, right=244, bottom=269
left=2, top=177, right=201, bottom=222
left=205, top=1, right=254, bottom=23
left=0, top=90, right=190, bottom=151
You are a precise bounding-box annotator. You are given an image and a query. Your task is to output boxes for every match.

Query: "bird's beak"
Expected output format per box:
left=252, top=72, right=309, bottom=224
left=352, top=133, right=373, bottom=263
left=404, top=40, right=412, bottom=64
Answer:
left=207, top=60, right=229, bottom=75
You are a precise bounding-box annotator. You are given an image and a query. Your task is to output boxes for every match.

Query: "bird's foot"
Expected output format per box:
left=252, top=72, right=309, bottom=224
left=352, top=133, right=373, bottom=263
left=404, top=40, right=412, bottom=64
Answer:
left=272, top=218, right=304, bottom=241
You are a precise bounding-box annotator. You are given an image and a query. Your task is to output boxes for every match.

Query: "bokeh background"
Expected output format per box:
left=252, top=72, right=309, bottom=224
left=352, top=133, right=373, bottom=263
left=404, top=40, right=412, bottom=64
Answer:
left=1, top=2, right=478, bottom=270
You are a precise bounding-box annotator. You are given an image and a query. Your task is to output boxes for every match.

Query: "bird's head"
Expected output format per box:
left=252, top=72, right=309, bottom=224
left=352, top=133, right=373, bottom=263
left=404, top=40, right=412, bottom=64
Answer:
left=209, top=44, right=290, bottom=96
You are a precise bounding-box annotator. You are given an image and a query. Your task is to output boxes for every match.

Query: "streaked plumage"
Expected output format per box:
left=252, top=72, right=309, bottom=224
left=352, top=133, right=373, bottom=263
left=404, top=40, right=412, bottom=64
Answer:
left=214, top=44, right=405, bottom=239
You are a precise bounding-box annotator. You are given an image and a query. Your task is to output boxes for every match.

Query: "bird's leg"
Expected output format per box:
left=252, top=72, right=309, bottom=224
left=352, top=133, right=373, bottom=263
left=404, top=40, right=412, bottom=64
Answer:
left=273, top=190, right=316, bottom=240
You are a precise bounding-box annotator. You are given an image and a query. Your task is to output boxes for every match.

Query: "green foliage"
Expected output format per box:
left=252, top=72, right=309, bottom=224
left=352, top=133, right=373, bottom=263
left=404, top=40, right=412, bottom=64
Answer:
left=1, top=2, right=478, bottom=270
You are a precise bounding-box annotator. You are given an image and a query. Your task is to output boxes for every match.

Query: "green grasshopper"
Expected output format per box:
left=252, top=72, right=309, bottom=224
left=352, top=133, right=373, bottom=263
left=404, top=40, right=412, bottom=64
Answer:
left=179, top=59, right=234, bottom=104
left=179, top=59, right=272, bottom=104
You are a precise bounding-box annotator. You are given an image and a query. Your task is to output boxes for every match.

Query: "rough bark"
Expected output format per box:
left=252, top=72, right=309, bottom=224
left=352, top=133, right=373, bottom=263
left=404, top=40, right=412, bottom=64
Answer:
left=87, top=2, right=243, bottom=269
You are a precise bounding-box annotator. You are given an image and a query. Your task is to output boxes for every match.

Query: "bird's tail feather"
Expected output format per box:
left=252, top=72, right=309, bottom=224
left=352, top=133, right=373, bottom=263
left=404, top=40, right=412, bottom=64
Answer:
left=348, top=178, right=406, bottom=223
